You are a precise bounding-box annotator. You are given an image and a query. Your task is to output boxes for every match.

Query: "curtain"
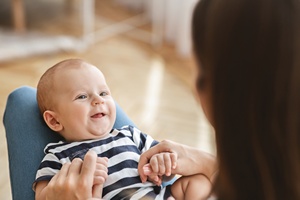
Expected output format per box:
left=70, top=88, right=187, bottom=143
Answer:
left=114, top=0, right=199, bottom=58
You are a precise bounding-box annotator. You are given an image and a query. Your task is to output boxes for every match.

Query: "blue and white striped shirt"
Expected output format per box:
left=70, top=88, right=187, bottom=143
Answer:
left=34, top=125, right=171, bottom=199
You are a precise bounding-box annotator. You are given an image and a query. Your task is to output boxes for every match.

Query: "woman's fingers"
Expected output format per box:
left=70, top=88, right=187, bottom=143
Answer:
left=53, top=162, right=71, bottom=187
left=81, top=150, right=97, bottom=181
left=69, top=158, right=83, bottom=176
left=92, top=184, right=103, bottom=199
left=44, top=150, right=105, bottom=200
left=170, top=152, right=177, bottom=170
left=143, top=163, right=152, bottom=175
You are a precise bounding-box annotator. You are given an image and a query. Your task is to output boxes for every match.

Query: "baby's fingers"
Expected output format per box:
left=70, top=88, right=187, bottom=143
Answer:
left=94, top=169, right=108, bottom=185
left=163, top=153, right=173, bottom=176
left=150, top=154, right=164, bottom=175
left=95, top=157, right=108, bottom=172
left=94, top=157, right=108, bottom=185
left=150, top=153, right=177, bottom=176
left=96, top=157, right=108, bottom=166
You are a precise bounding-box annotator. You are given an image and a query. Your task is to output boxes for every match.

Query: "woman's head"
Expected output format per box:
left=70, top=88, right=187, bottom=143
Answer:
left=192, top=0, right=300, bottom=199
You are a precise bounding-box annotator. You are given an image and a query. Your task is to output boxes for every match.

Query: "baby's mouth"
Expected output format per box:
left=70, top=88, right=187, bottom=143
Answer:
left=91, top=113, right=105, bottom=118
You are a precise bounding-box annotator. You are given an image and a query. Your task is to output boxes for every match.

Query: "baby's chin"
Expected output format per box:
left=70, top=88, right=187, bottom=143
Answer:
left=61, top=125, right=113, bottom=141
left=86, top=131, right=111, bottom=140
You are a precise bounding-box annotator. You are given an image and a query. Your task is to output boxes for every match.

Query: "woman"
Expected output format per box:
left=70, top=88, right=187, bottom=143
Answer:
left=140, top=0, right=300, bottom=199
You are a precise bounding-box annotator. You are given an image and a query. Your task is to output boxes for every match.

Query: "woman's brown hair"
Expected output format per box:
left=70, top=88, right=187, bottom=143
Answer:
left=192, top=0, right=300, bottom=199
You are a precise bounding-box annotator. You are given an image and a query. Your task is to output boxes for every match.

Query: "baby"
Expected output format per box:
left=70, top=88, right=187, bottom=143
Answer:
left=34, top=58, right=211, bottom=199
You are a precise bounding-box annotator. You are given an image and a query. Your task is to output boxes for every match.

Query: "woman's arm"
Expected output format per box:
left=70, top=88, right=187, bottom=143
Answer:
left=138, top=140, right=218, bottom=184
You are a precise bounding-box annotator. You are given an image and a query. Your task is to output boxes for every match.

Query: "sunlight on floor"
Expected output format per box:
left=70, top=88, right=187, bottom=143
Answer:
left=142, top=56, right=165, bottom=126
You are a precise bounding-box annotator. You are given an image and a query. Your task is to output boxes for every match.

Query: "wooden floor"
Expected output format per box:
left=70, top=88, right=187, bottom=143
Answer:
left=0, top=1, right=215, bottom=199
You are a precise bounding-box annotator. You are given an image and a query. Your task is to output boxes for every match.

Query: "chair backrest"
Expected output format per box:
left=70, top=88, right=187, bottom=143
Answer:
left=4, top=86, right=63, bottom=200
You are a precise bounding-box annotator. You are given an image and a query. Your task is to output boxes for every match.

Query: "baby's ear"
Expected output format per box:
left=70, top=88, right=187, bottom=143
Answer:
left=43, top=110, right=63, bottom=132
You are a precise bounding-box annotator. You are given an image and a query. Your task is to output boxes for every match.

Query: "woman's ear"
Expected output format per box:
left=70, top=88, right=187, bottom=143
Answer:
left=43, top=110, right=63, bottom=132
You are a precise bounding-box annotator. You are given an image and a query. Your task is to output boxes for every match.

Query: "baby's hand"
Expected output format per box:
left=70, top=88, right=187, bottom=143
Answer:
left=143, top=163, right=164, bottom=186
left=143, top=152, right=177, bottom=185
left=92, top=156, right=108, bottom=198
left=94, top=157, right=108, bottom=185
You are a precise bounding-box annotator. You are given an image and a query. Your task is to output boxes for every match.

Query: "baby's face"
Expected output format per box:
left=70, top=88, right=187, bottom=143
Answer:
left=51, top=63, right=116, bottom=141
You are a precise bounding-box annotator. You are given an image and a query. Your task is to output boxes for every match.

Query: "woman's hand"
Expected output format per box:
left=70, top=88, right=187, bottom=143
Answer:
left=138, top=140, right=218, bottom=184
left=45, top=150, right=104, bottom=200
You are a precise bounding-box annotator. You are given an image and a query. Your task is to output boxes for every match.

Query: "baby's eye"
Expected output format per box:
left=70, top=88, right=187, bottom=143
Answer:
left=100, top=92, right=108, bottom=96
left=76, top=94, right=87, bottom=99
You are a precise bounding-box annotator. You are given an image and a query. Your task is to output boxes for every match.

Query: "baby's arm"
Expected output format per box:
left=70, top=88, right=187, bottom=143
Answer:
left=35, top=180, right=50, bottom=200
left=142, top=152, right=177, bottom=185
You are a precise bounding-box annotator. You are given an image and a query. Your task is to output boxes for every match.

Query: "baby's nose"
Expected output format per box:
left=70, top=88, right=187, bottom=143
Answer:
left=92, top=95, right=104, bottom=106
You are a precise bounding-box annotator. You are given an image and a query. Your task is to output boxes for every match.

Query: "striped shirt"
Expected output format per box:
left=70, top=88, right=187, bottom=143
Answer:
left=34, top=125, right=171, bottom=199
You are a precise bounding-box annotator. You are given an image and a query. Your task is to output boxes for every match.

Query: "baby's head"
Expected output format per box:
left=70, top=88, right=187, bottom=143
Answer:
left=37, top=58, right=116, bottom=141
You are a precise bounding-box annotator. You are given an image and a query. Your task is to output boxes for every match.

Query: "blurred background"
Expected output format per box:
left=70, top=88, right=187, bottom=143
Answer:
left=0, top=0, right=215, bottom=199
